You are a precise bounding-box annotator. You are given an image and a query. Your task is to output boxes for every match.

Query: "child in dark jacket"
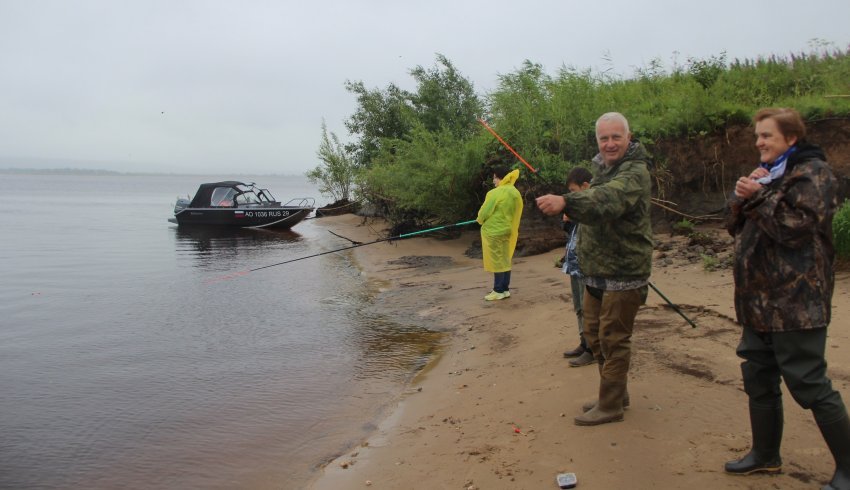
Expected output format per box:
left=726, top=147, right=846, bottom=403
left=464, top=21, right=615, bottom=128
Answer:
left=561, top=167, right=594, bottom=367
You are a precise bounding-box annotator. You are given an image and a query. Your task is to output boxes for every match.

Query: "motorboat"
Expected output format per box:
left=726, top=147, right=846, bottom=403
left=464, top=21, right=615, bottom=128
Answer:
left=169, top=181, right=315, bottom=229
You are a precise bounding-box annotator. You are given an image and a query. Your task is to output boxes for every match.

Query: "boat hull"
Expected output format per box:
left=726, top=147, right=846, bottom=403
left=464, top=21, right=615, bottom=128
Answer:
left=173, top=207, right=312, bottom=229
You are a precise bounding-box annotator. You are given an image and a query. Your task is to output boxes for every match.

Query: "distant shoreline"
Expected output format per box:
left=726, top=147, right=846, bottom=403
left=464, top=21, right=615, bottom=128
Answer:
left=0, top=168, right=308, bottom=178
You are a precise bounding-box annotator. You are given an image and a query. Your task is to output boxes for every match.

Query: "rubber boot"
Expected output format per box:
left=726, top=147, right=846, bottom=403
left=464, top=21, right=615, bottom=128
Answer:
left=724, top=405, right=783, bottom=475
left=818, top=414, right=850, bottom=490
left=581, top=361, right=629, bottom=412
left=582, top=392, right=629, bottom=412
left=574, top=380, right=625, bottom=426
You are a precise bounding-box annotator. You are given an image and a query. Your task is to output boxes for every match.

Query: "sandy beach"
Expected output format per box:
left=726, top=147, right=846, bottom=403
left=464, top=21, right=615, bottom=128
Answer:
left=308, top=214, right=850, bottom=490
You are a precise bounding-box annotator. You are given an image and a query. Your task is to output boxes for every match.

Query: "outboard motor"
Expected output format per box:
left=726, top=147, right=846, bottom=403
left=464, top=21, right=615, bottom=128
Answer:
left=174, top=197, right=191, bottom=214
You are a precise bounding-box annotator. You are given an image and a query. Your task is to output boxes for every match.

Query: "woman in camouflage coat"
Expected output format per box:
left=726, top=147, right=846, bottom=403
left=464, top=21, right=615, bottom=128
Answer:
left=725, top=107, right=849, bottom=490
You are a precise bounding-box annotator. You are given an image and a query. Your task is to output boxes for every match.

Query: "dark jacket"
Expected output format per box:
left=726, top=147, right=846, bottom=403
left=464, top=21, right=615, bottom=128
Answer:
left=726, top=143, right=837, bottom=332
left=563, top=222, right=581, bottom=277
left=563, top=141, right=654, bottom=281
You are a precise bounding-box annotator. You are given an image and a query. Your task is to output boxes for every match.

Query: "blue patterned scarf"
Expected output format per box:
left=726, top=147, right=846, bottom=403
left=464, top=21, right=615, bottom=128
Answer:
left=756, top=146, right=797, bottom=185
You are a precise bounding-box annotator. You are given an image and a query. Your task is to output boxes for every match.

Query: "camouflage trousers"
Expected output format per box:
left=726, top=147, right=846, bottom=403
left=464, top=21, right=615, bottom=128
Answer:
left=582, top=286, right=646, bottom=383
left=738, top=326, right=847, bottom=425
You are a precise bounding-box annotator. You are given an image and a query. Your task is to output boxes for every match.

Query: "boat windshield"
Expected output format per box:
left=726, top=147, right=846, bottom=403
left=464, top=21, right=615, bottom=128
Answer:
left=210, top=187, right=238, bottom=207
left=235, top=191, right=263, bottom=205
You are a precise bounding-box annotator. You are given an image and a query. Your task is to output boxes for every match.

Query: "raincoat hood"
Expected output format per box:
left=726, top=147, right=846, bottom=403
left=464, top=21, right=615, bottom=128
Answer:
left=498, top=169, right=520, bottom=187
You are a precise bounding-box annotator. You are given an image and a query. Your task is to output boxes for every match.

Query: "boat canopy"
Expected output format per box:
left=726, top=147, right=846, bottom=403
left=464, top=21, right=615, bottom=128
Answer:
left=187, top=182, right=277, bottom=208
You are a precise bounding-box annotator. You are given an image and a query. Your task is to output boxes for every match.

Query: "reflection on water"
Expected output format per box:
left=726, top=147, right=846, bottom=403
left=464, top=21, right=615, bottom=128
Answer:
left=174, top=226, right=304, bottom=264
left=175, top=226, right=304, bottom=248
left=0, top=174, right=446, bottom=490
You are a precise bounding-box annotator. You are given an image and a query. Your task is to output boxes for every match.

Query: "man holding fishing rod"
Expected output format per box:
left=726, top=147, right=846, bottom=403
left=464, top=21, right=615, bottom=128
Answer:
left=536, top=112, right=653, bottom=426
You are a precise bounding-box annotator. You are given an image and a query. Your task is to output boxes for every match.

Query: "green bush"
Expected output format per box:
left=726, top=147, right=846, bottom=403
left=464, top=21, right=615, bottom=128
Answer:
left=357, top=126, right=487, bottom=226
left=835, top=199, right=850, bottom=260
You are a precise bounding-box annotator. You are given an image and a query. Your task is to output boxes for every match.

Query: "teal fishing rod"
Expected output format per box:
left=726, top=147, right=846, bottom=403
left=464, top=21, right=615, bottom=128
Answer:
left=248, top=220, right=477, bottom=272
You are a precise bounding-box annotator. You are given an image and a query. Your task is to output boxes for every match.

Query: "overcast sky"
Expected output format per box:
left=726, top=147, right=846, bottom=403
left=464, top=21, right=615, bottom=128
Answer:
left=2, top=0, right=848, bottom=175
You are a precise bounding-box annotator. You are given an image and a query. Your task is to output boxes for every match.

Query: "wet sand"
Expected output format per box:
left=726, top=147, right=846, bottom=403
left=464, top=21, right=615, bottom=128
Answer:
left=309, top=214, right=850, bottom=490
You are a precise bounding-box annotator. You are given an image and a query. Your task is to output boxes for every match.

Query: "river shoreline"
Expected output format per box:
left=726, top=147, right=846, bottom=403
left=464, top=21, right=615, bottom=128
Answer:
left=308, top=214, right=850, bottom=490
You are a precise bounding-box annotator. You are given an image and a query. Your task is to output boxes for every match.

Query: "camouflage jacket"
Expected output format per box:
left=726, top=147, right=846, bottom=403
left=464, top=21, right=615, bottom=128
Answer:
left=562, top=141, right=654, bottom=282
left=726, top=143, right=836, bottom=332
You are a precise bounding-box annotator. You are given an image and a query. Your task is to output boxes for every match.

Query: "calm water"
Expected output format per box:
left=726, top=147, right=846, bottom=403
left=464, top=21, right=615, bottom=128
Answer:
left=0, top=173, right=443, bottom=489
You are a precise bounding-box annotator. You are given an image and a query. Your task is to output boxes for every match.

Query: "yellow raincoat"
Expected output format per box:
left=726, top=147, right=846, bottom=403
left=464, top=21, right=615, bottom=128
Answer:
left=476, top=169, right=523, bottom=272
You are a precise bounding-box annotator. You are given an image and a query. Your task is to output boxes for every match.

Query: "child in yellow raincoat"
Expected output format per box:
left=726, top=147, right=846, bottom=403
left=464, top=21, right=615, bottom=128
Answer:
left=476, top=166, right=523, bottom=301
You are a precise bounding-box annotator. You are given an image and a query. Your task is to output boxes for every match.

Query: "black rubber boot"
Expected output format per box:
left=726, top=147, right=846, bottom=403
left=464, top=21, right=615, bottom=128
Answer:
left=725, top=405, right=783, bottom=475
left=818, top=414, right=850, bottom=490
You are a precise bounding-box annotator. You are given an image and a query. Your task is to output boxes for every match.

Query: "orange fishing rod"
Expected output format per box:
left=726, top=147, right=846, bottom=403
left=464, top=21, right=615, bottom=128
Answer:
left=478, top=118, right=538, bottom=173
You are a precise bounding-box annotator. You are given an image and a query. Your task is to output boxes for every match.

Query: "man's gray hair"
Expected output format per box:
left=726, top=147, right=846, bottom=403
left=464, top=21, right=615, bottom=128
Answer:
left=595, top=112, right=630, bottom=135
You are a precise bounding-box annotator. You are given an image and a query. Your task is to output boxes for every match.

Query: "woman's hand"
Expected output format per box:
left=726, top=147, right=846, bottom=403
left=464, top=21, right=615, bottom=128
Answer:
left=734, top=177, right=762, bottom=199
left=748, top=167, right=769, bottom=180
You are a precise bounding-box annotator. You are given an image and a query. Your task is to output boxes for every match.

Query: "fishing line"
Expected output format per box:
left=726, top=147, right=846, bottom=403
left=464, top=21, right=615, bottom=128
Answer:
left=203, top=220, right=476, bottom=285
left=247, top=220, right=478, bottom=272
left=327, top=229, right=362, bottom=245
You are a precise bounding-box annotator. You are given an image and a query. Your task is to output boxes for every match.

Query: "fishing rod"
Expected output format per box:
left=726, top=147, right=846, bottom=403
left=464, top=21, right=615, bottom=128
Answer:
left=248, top=220, right=478, bottom=272
left=648, top=281, right=697, bottom=328
left=478, top=118, right=538, bottom=173
left=479, top=117, right=698, bottom=329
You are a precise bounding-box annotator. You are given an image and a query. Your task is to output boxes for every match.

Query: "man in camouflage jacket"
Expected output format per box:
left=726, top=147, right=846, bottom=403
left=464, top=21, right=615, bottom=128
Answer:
left=537, top=112, right=653, bottom=426
left=723, top=107, right=850, bottom=489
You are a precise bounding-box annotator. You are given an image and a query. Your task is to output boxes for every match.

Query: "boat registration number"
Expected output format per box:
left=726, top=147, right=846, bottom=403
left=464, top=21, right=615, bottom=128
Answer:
left=243, top=210, right=289, bottom=218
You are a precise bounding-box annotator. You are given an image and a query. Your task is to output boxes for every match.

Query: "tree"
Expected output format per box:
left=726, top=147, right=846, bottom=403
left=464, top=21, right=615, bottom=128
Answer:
left=344, top=55, right=488, bottom=227
left=343, top=80, right=415, bottom=168
left=343, top=54, right=483, bottom=170
left=409, top=53, right=483, bottom=139
left=306, top=121, right=355, bottom=202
